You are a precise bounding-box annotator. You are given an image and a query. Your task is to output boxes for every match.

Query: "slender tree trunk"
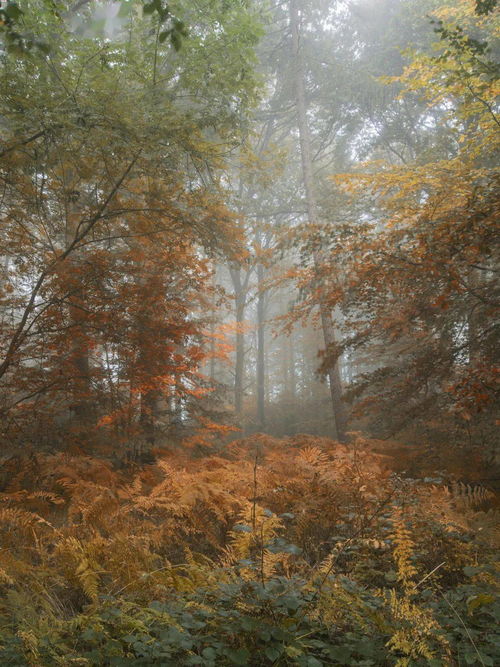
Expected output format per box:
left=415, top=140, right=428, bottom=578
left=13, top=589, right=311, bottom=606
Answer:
left=289, top=329, right=296, bottom=401
left=290, top=0, right=347, bottom=441
left=256, top=259, right=266, bottom=429
left=136, top=311, right=159, bottom=448
left=139, top=386, right=159, bottom=447
left=235, top=295, right=245, bottom=418
left=230, top=266, right=246, bottom=420
left=289, top=328, right=296, bottom=433
left=282, top=324, right=296, bottom=434
left=209, top=265, right=217, bottom=383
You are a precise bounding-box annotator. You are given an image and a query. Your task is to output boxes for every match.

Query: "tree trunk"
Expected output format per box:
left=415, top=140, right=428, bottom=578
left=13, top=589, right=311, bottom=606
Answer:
left=209, top=265, right=217, bottom=383
left=290, top=0, right=347, bottom=441
left=230, top=266, right=246, bottom=420
left=288, top=328, right=297, bottom=433
left=256, top=259, right=266, bottom=429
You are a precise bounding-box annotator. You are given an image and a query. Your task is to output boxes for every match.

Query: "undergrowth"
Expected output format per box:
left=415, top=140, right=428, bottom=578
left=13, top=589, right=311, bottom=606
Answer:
left=0, top=434, right=498, bottom=665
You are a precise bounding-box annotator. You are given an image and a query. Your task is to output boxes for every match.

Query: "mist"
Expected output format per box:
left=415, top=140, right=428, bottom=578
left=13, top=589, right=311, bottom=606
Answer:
left=0, top=1, right=498, bottom=664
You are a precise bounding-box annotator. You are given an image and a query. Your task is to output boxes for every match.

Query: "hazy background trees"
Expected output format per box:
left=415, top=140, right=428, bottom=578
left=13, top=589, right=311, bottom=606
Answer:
left=0, top=0, right=498, bottom=460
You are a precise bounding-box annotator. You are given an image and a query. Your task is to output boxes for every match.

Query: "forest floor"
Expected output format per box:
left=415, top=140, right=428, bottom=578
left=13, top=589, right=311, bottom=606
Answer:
left=0, top=433, right=498, bottom=666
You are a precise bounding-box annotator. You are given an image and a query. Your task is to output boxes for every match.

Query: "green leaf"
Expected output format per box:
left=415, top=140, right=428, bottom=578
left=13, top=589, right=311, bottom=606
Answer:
left=227, top=648, right=251, bottom=665
left=173, top=18, right=187, bottom=36
left=202, top=648, right=217, bottom=660
left=264, top=647, right=282, bottom=661
left=327, top=646, right=352, bottom=663
left=171, top=31, right=182, bottom=51
left=122, top=635, right=138, bottom=644
left=463, top=566, right=481, bottom=577
left=159, top=30, right=171, bottom=44
left=5, top=3, right=23, bottom=20
left=266, top=537, right=302, bottom=554
left=240, top=617, right=258, bottom=631
left=467, top=594, right=495, bottom=615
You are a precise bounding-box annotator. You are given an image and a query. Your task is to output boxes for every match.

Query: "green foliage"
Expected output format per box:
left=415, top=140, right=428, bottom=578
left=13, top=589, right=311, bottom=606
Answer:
left=0, top=0, right=190, bottom=55
left=0, top=1, right=50, bottom=54
left=2, top=570, right=498, bottom=665
left=433, top=564, right=500, bottom=666
left=475, top=0, right=497, bottom=14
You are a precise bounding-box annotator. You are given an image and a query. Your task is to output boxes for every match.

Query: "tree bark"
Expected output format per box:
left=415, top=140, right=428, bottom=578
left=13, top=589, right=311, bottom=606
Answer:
left=230, top=265, right=246, bottom=420
left=290, top=0, right=347, bottom=441
left=209, top=265, right=217, bottom=383
left=256, top=258, right=266, bottom=429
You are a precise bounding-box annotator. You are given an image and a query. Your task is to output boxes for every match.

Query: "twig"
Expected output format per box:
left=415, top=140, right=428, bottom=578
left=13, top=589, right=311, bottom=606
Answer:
left=252, top=453, right=258, bottom=531
left=413, top=561, right=446, bottom=590
left=440, top=592, right=485, bottom=666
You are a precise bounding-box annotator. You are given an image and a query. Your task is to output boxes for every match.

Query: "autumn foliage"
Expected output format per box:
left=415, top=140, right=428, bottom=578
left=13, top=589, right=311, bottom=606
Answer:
left=0, top=435, right=498, bottom=664
left=286, top=0, right=499, bottom=445
left=0, top=1, right=499, bottom=665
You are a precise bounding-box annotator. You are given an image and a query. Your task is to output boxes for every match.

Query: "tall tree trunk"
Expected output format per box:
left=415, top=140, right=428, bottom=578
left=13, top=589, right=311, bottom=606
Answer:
left=209, top=265, right=217, bottom=383
left=288, top=327, right=296, bottom=433
left=256, top=259, right=266, bottom=429
left=230, top=266, right=246, bottom=420
left=290, top=0, right=347, bottom=441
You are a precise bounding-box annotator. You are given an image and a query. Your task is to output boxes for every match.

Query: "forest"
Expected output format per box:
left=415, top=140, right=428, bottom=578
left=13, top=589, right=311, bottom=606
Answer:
left=0, top=0, right=498, bottom=665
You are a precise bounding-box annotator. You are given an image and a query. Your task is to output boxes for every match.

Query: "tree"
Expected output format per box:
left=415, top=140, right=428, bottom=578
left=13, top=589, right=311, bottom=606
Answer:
left=0, top=0, right=262, bottom=449
left=308, top=0, right=499, bottom=448
left=289, top=0, right=347, bottom=442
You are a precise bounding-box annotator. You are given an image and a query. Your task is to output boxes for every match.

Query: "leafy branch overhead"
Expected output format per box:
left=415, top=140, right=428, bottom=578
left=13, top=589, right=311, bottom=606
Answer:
left=0, top=0, right=188, bottom=53
left=142, top=0, right=188, bottom=50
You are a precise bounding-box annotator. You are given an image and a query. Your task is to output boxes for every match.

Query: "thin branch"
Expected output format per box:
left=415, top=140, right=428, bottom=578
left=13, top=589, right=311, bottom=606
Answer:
left=0, top=154, right=140, bottom=381
left=0, top=129, right=50, bottom=160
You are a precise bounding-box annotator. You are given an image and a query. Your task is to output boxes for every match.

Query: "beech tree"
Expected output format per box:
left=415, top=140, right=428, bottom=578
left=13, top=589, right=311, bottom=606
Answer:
left=302, top=0, right=499, bottom=447
left=0, top=0, right=262, bottom=447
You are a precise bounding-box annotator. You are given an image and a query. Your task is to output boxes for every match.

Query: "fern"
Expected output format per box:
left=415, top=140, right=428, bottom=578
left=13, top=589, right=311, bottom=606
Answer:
left=391, top=511, right=418, bottom=592
left=0, top=438, right=497, bottom=666
left=385, top=588, right=446, bottom=665
left=55, top=537, right=104, bottom=602
left=445, top=481, right=495, bottom=510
